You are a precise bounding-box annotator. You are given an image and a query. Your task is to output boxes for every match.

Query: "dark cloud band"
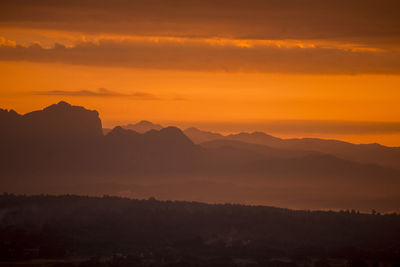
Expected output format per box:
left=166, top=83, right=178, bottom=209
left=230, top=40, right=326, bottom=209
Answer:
left=1, top=0, right=399, bottom=47
left=1, top=40, right=400, bottom=74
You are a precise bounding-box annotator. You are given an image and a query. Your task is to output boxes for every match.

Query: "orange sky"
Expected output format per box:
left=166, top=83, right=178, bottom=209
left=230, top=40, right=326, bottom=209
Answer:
left=1, top=0, right=400, bottom=146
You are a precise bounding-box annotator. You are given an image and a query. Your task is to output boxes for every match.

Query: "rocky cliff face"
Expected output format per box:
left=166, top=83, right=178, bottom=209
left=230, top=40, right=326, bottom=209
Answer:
left=0, top=101, right=104, bottom=174
left=0, top=101, right=103, bottom=142
left=22, top=101, right=103, bottom=140
left=0, top=101, right=202, bottom=175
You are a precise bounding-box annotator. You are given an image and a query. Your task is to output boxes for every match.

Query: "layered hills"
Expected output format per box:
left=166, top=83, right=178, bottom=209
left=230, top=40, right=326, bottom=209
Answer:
left=1, top=101, right=399, bottom=212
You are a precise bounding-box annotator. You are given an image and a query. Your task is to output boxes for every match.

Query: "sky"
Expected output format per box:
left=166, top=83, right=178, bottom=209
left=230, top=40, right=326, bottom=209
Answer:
left=1, top=0, right=400, bottom=146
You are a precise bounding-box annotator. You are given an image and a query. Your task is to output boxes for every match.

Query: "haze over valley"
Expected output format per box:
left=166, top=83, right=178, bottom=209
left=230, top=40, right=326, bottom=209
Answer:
left=1, top=1, right=400, bottom=265
left=2, top=101, right=399, bottom=212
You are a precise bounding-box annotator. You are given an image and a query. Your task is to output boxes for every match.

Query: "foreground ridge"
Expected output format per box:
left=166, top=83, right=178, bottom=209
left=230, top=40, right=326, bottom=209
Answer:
left=1, top=194, right=400, bottom=266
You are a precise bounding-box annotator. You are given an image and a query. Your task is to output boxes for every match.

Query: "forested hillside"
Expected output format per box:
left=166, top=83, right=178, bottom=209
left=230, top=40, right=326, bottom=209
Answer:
left=1, top=194, right=399, bottom=266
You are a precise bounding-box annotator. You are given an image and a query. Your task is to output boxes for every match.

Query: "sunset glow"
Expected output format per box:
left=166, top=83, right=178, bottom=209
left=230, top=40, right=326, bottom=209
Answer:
left=2, top=3, right=400, bottom=263
left=1, top=0, right=400, bottom=146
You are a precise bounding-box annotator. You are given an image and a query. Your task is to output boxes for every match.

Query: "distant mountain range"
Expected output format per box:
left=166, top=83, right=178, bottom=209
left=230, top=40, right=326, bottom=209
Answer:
left=103, top=120, right=163, bottom=135
left=103, top=120, right=400, bottom=170
left=184, top=127, right=400, bottom=170
left=124, top=120, right=163, bottom=133
left=1, top=101, right=399, bottom=211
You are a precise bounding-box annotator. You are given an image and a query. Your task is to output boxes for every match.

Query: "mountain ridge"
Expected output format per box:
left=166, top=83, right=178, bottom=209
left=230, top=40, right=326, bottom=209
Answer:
left=184, top=127, right=400, bottom=170
left=1, top=101, right=400, bottom=212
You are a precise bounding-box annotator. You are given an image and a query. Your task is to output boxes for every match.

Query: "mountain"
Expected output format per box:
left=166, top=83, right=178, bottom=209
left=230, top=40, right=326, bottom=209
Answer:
left=184, top=127, right=224, bottom=143
left=199, top=139, right=400, bottom=188
left=0, top=103, right=201, bottom=175
left=0, top=101, right=102, bottom=140
left=1, top=102, right=400, bottom=212
left=281, top=137, right=400, bottom=170
left=201, top=139, right=320, bottom=159
left=103, top=126, right=201, bottom=173
left=103, top=120, right=162, bottom=135
left=123, top=120, right=163, bottom=133
left=186, top=128, right=400, bottom=170
left=0, top=101, right=104, bottom=174
left=226, top=131, right=282, bottom=145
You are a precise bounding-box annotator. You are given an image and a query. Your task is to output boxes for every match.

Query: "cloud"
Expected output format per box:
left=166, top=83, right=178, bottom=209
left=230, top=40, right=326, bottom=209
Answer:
left=32, top=88, right=158, bottom=99
left=0, top=0, right=399, bottom=47
left=1, top=39, right=400, bottom=74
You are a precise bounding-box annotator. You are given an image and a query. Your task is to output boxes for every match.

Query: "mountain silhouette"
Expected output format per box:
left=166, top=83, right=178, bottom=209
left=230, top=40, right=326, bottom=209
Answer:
left=198, top=139, right=400, bottom=187
left=1, top=101, right=102, bottom=141
left=184, top=127, right=224, bottom=143
left=103, top=126, right=200, bottom=173
left=0, top=101, right=104, bottom=174
left=123, top=120, right=163, bottom=133
left=185, top=128, right=400, bottom=170
left=0, top=103, right=202, bottom=175
left=201, top=139, right=320, bottom=159
left=1, top=102, right=400, bottom=211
